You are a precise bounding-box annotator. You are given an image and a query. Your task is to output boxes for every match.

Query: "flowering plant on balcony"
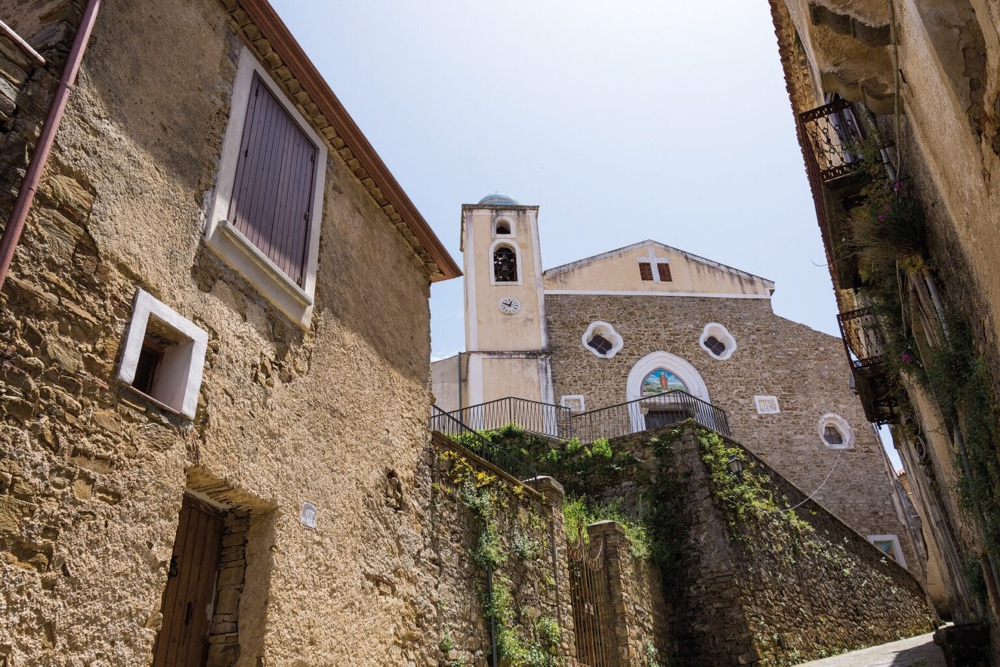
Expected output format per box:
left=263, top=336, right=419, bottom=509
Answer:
left=848, top=143, right=926, bottom=278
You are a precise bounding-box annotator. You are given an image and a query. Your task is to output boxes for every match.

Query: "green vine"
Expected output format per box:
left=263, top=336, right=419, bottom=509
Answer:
left=437, top=448, right=562, bottom=666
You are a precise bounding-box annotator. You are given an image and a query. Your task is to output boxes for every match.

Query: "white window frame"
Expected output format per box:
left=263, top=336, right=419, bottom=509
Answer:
left=868, top=534, right=906, bottom=568
left=489, top=239, right=523, bottom=286
left=492, top=217, right=515, bottom=239
left=699, top=322, right=737, bottom=361
left=560, top=395, right=586, bottom=412
left=581, top=321, right=624, bottom=359
left=203, top=46, right=328, bottom=330
left=117, top=289, right=209, bottom=420
left=818, top=413, right=856, bottom=450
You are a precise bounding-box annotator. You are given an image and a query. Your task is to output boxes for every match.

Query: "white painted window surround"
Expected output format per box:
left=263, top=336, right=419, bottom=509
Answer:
left=117, top=289, right=209, bottom=420
left=203, top=46, right=328, bottom=330
left=818, top=413, right=855, bottom=449
left=868, top=534, right=906, bottom=568
left=489, top=239, right=523, bottom=285
left=699, top=322, right=737, bottom=360
left=581, top=321, right=624, bottom=359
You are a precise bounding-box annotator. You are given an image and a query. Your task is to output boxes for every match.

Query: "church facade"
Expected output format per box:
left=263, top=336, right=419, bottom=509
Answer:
left=432, top=193, right=918, bottom=572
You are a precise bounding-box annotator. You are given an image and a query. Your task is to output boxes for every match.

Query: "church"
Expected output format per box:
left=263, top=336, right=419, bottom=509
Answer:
left=432, top=192, right=918, bottom=571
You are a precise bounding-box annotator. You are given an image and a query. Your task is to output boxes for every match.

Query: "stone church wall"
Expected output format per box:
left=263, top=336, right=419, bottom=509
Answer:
left=544, top=293, right=916, bottom=570
left=0, top=0, right=441, bottom=664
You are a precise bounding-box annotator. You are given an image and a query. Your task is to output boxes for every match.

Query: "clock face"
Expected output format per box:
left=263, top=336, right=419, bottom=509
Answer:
left=499, top=297, right=521, bottom=315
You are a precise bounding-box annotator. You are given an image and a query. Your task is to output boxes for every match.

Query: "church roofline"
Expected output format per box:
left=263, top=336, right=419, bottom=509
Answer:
left=542, top=240, right=776, bottom=289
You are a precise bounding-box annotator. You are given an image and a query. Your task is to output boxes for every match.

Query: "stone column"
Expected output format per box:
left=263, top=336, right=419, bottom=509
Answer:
left=526, top=475, right=577, bottom=665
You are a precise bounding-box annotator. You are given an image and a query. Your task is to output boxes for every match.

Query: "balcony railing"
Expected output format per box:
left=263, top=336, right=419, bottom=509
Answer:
left=570, top=391, right=731, bottom=442
left=837, top=306, right=886, bottom=369
left=430, top=390, right=731, bottom=458
left=430, top=405, right=540, bottom=482
left=441, top=396, right=572, bottom=441
left=799, top=99, right=889, bottom=186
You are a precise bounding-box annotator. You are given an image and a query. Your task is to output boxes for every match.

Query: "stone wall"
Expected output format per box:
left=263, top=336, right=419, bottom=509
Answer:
left=0, top=0, right=443, bottom=664
left=544, top=293, right=916, bottom=571
left=427, top=434, right=576, bottom=667
left=614, top=424, right=935, bottom=666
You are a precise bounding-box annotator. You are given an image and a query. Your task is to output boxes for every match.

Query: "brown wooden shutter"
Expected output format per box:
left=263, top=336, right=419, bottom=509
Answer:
left=639, top=263, right=653, bottom=281
left=229, top=73, right=318, bottom=287
left=657, top=263, right=672, bottom=282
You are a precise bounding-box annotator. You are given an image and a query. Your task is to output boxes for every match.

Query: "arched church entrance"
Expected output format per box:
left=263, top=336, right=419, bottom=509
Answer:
left=626, top=351, right=711, bottom=433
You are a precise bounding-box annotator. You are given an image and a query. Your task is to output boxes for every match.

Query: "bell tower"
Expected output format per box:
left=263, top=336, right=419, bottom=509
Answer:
left=461, top=193, right=552, bottom=405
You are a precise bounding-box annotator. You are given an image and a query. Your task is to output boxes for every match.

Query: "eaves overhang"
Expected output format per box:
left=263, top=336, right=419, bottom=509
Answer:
left=226, top=0, right=461, bottom=281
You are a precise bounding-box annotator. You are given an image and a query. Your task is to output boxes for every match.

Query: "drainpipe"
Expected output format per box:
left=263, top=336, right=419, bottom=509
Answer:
left=0, top=0, right=102, bottom=290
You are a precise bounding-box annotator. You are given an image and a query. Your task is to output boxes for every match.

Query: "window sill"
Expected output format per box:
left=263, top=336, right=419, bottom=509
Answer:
left=205, top=219, right=314, bottom=329
left=121, top=383, right=189, bottom=421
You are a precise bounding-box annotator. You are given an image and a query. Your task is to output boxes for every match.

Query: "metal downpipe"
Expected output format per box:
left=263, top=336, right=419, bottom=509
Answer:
left=0, top=0, right=102, bottom=290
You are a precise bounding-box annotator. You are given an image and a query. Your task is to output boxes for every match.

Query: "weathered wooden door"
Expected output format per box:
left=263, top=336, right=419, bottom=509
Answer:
left=152, top=496, right=225, bottom=667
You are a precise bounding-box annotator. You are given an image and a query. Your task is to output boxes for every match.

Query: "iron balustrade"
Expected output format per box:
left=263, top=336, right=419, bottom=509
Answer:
left=837, top=307, right=886, bottom=369
left=430, top=405, right=540, bottom=482
left=798, top=99, right=890, bottom=185
left=570, top=391, right=731, bottom=442
left=432, top=390, right=731, bottom=454
left=444, top=396, right=573, bottom=441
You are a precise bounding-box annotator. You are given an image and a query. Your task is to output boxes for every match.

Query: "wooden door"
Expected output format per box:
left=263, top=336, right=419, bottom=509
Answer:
left=152, top=496, right=226, bottom=667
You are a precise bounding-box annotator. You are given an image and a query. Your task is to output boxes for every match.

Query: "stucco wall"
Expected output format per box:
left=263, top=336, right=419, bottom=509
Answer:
left=0, top=0, right=441, bottom=665
left=543, top=242, right=774, bottom=296
left=544, top=293, right=915, bottom=569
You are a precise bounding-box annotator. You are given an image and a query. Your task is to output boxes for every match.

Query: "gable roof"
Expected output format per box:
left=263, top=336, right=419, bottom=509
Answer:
left=543, top=240, right=775, bottom=290
left=229, top=0, right=460, bottom=281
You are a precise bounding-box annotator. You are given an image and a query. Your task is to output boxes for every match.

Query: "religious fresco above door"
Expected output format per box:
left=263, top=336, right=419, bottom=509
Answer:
left=641, top=368, right=687, bottom=395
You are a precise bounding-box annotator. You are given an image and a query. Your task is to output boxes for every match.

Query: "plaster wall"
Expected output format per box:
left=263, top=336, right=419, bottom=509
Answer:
left=0, top=1, right=444, bottom=665
left=544, top=293, right=916, bottom=568
left=431, top=353, right=466, bottom=414
left=479, top=356, right=544, bottom=404
left=542, top=242, right=774, bottom=296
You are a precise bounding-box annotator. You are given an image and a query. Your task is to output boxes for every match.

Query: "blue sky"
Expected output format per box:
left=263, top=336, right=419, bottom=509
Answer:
left=271, top=0, right=839, bottom=353
left=270, top=1, right=902, bottom=468
left=272, top=0, right=899, bottom=466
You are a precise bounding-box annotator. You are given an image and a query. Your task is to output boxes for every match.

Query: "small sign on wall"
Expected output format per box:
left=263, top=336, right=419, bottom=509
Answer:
left=300, top=501, right=317, bottom=529
left=754, top=396, right=780, bottom=414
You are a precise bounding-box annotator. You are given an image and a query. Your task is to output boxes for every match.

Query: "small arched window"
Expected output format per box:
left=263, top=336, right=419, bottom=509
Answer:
left=699, top=323, right=737, bottom=361
left=495, top=220, right=511, bottom=235
left=494, top=245, right=518, bottom=282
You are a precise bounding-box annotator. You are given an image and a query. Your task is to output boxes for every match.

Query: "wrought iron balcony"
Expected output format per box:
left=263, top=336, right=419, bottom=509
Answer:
left=799, top=99, right=890, bottom=187
left=837, top=307, right=900, bottom=424
left=837, top=307, right=885, bottom=369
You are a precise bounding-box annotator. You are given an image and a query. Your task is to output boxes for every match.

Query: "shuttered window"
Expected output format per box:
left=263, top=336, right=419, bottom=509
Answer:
left=657, top=263, right=672, bottom=282
left=229, top=73, right=317, bottom=287
left=639, top=262, right=653, bottom=281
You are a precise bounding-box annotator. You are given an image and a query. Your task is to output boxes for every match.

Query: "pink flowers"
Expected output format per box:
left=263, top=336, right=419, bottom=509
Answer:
left=893, top=181, right=903, bottom=191
left=901, top=353, right=914, bottom=364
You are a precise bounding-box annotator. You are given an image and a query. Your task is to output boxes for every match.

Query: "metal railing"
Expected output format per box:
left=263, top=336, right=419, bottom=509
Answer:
left=430, top=405, right=540, bottom=482
left=798, top=99, right=888, bottom=185
left=444, top=396, right=573, bottom=440
left=432, top=390, right=731, bottom=454
left=838, top=306, right=886, bottom=369
left=571, top=391, right=731, bottom=441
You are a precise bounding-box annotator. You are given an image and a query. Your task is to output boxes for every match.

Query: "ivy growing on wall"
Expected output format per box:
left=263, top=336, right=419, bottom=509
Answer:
left=435, top=448, right=562, bottom=667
